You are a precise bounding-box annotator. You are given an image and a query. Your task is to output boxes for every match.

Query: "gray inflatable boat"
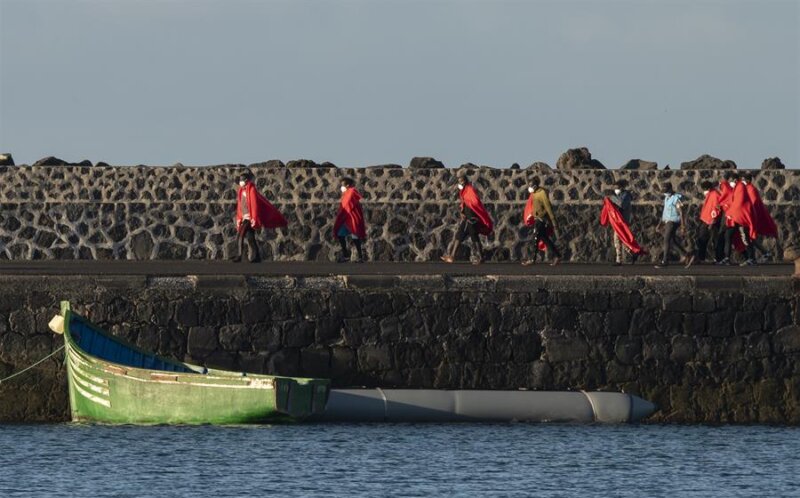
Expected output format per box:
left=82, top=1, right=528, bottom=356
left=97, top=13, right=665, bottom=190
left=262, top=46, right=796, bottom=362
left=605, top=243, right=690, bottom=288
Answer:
left=313, top=389, right=656, bottom=423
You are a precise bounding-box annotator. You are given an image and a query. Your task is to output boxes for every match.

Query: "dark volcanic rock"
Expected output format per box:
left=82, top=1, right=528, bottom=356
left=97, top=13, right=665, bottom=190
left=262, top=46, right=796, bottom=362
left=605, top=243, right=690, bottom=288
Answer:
left=131, top=231, right=154, bottom=260
left=620, top=159, right=658, bottom=170
left=0, top=153, right=14, bottom=166
left=527, top=161, right=552, bottom=171
left=680, top=154, right=737, bottom=170
left=556, top=148, right=605, bottom=170
left=409, top=157, right=445, bottom=169
left=366, top=164, right=403, bottom=169
left=286, top=159, right=335, bottom=168
left=77, top=160, right=93, bottom=167
left=33, top=156, right=69, bottom=166
left=761, top=157, right=786, bottom=170
left=510, top=163, right=521, bottom=170
left=248, top=160, right=286, bottom=168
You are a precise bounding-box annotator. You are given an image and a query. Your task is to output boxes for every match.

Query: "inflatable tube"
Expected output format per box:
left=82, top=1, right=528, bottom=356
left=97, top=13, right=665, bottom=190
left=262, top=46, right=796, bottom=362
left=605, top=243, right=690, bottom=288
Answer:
left=313, top=389, right=656, bottom=423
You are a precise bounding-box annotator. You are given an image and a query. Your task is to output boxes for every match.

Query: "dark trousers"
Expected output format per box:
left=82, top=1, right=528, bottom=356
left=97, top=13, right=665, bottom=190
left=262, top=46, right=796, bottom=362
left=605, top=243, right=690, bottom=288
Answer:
left=237, top=220, right=260, bottom=262
left=695, top=218, right=720, bottom=262
left=455, top=219, right=480, bottom=244
left=661, top=221, right=689, bottom=264
left=724, top=224, right=754, bottom=260
left=531, top=218, right=560, bottom=261
left=338, top=236, right=364, bottom=260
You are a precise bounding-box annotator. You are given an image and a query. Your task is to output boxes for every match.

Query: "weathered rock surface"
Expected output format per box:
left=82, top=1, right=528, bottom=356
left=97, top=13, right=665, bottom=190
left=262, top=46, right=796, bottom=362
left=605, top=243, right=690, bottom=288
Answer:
left=0, top=274, right=797, bottom=424
left=32, top=156, right=70, bottom=166
left=761, top=157, right=786, bottom=170
left=409, top=157, right=445, bottom=169
left=0, top=153, right=14, bottom=166
left=556, top=147, right=605, bottom=170
left=620, top=159, right=658, bottom=170
left=0, top=163, right=797, bottom=262
left=680, top=154, right=737, bottom=170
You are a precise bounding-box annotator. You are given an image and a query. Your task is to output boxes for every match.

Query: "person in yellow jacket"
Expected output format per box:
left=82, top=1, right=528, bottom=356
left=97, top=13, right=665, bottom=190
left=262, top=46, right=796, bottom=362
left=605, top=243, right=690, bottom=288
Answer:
left=522, top=176, right=561, bottom=266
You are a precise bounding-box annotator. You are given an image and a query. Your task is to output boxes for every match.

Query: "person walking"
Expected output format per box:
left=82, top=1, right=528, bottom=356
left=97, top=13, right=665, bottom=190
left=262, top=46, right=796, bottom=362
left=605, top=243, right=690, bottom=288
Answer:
left=742, top=173, right=777, bottom=262
left=333, top=177, right=367, bottom=263
left=521, top=176, right=561, bottom=266
left=695, top=180, right=722, bottom=263
left=608, top=179, right=638, bottom=265
left=441, top=171, right=493, bottom=265
left=655, top=184, right=694, bottom=269
left=233, top=171, right=288, bottom=263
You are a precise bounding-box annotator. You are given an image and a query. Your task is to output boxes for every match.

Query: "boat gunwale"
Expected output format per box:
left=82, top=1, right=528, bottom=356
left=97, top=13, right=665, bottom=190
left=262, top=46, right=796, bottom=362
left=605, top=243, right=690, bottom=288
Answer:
left=60, top=301, right=329, bottom=387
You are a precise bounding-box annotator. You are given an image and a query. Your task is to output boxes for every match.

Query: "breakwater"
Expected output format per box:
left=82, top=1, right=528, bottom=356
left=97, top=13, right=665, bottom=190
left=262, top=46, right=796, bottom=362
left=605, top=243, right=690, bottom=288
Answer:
left=0, top=164, right=797, bottom=262
left=1, top=272, right=797, bottom=423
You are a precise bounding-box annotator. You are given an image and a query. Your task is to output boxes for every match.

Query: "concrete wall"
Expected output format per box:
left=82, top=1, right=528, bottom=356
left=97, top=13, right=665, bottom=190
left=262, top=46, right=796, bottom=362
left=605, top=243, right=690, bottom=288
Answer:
left=1, top=164, right=797, bottom=262
left=1, top=274, right=798, bottom=423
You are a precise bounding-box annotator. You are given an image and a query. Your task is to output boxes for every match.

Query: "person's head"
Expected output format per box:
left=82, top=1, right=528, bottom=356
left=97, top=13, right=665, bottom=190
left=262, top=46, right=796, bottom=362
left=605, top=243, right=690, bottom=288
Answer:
left=238, top=171, right=253, bottom=187
left=661, top=183, right=674, bottom=196
left=614, top=179, right=628, bottom=195
left=700, top=180, right=714, bottom=195
left=456, top=171, right=470, bottom=189
left=528, top=176, right=541, bottom=193
left=340, top=177, right=355, bottom=192
left=726, top=173, right=740, bottom=188
left=742, top=173, right=754, bottom=183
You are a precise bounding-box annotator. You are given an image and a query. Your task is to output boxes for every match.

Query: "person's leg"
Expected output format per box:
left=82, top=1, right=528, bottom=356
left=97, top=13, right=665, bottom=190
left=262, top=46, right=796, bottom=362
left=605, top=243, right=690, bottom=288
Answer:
left=530, top=220, right=543, bottom=264
left=337, top=236, right=349, bottom=262
left=737, top=225, right=755, bottom=263
left=233, top=223, right=246, bottom=262
left=613, top=232, right=623, bottom=264
left=443, top=221, right=467, bottom=263
left=469, top=224, right=483, bottom=263
left=353, top=238, right=364, bottom=262
left=696, top=223, right=709, bottom=261
left=538, top=222, right=561, bottom=265
left=244, top=225, right=260, bottom=262
left=660, top=222, right=675, bottom=265
left=724, top=226, right=736, bottom=260
left=672, top=224, right=689, bottom=259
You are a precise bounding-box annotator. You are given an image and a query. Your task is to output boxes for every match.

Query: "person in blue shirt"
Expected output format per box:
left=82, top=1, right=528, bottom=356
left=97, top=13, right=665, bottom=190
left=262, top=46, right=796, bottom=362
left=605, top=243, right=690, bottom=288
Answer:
left=656, top=183, right=695, bottom=269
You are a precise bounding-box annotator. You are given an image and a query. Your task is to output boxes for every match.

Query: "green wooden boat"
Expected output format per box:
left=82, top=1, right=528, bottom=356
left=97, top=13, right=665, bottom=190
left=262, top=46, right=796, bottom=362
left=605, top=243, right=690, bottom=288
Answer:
left=49, top=301, right=330, bottom=424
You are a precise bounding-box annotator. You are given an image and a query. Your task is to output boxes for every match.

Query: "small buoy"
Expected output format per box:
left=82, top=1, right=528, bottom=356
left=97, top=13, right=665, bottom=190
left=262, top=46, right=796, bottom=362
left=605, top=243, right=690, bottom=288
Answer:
left=48, top=315, right=65, bottom=335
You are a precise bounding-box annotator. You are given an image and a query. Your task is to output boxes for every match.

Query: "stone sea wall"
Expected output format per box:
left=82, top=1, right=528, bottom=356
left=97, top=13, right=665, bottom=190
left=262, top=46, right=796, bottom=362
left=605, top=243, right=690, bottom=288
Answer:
left=1, top=274, right=798, bottom=424
left=0, top=164, right=798, bottom=262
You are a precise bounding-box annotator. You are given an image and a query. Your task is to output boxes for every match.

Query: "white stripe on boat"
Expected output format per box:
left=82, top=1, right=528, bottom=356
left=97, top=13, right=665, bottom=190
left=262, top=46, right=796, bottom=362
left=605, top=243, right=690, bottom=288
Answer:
left=72, top=377, right=112, bottom=408
left=69, top=367, right=110, bottom=397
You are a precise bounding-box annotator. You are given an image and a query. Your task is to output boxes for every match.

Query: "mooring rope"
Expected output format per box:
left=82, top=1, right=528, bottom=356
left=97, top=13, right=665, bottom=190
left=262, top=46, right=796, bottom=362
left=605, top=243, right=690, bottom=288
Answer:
left=0, top=345, right=65, bottom=385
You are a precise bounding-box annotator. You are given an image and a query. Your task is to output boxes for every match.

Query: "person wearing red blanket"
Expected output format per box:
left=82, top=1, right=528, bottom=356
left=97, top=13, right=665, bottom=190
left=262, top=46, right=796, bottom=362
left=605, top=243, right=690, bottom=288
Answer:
left=441, top=172, right=493, bottom=265
left=694, top=181, right=723, bottom=263
left=333, top=177, right=367, bottom=263
left=600, top=196, right=647, bottom=260
left=742, top=173, right=776, bottom=261
left=521, top=176, right=561, bottom=266
left=233, top=171, right=288, bottom=263
left=608, top=179, right=639, bottom=266
left=720, top=174, right=756, bottom=266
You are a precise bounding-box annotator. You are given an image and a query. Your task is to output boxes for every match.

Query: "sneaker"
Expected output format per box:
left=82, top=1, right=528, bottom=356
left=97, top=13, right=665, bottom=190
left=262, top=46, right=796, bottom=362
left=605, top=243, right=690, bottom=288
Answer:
left=440, top=255, right=454, bottom=264
left=336, top=255, right=349, bottom=263
left=631, top=253, right=639, bottom=264
left=521, top=259, right=535, bottom=266
left=759, top=252, right=772, bottom=263
left=472, top=258, right=483, bottom=265
left=716, top=258, right=731, bottom=266
left=654, top=262, right=668, bottom=269
left=612, top=261, right=622, bottom=267
left=550, top=257, right=561, bottom=267
left=739, top=259, right=757, bottom=267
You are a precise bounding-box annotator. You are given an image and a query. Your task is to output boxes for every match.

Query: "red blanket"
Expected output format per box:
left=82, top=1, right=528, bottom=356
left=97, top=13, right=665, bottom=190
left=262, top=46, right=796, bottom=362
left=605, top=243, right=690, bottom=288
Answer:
left=600, top=197, right=647, bottom=255
left=236, top=182, right=288, bottom=232
left=745, top=183, right=778, bottom=238
left=460, top=184, right=493, bottom=235
left=333, top=187, right=367, bottom=239
left=726, top=181, right=756, bottom=239
left=699, top=190, right=721, bottom=225
left=523, top=193, right=554, bottom=250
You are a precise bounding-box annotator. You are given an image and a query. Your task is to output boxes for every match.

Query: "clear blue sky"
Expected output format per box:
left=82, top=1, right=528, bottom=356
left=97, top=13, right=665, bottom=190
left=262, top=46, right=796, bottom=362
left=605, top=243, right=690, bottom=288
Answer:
left=1, top=0, right=798, bottom=168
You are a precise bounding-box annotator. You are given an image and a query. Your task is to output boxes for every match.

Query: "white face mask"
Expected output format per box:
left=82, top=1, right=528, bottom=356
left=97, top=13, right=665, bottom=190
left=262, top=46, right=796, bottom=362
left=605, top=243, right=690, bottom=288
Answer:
left=457, top=184, right=464, bottom=190
left=729, top=181, right=736, bottom=188
left=614, top=188, right=621, bottom=196
left=239, top=180, right=246, bottom=187
left=528, top=186, right=535, bottom=194
left=664, top=192, right=670, bottom=197
left=340, top=186, right=347, bottom=193
left=703, top=190, right=709, bottom=196
left=742, top=180, right=748, bottom=185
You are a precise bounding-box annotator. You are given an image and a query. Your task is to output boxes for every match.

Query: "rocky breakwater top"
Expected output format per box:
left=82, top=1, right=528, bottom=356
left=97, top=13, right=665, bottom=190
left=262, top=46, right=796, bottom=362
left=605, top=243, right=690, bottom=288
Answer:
left=0, top=267, right=798, bottom=424
left=0, top=150, right=797, bottom=263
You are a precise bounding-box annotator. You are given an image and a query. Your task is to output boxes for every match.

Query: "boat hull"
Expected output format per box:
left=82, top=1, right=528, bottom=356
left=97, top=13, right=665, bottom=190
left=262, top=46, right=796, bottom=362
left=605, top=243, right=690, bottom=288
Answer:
left=60, top=302, right=329, bottom=425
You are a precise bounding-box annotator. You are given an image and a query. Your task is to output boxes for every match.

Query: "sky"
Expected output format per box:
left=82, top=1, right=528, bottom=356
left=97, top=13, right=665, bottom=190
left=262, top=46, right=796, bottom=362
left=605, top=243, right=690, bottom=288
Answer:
left=0, top=0, right=798, bottom=168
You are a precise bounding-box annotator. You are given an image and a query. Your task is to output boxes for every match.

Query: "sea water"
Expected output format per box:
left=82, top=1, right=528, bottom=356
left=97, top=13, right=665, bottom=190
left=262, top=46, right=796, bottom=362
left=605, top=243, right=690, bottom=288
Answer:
left=0, top=424, right=798, bottom=497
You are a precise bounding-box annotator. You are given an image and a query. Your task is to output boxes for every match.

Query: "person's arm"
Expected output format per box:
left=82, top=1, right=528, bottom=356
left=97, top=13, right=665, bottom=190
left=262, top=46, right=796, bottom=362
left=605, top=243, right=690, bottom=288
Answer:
left=542, top=191, right=557, bottom=229
left=677, top=200, right=687, bottom=233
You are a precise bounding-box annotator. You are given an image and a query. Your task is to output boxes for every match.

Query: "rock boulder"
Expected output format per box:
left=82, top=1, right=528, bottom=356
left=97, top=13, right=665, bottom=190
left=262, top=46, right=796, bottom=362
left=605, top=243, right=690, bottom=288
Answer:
left=680, top=154, right=737, bottom=170
left=0, top=153, right=14, bottom=166
left=556, top=148, right=605, bottom=170
left=409, top=157, right=445, bottom=169
left=761, top=157, right=786, bottom=170
left=620, top=159, right=658, bottom=170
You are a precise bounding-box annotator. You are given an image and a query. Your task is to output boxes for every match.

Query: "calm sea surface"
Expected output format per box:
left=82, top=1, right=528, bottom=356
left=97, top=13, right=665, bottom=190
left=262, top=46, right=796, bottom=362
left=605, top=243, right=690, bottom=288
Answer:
left=0, top=424, right=798, bottom=497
